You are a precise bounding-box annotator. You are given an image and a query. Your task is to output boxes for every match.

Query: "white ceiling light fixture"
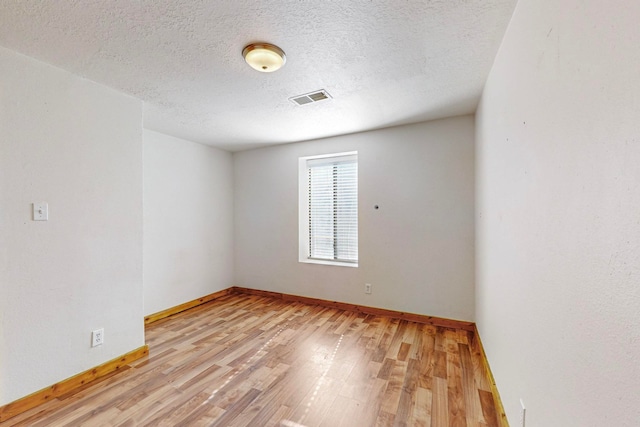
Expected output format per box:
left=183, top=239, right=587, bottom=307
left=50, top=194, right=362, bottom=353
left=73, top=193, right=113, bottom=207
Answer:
left=242, top=43, right=286, bottom=73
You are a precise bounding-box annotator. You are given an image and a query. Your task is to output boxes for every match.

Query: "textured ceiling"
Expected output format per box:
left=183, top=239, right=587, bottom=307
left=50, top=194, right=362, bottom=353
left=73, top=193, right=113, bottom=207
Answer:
left=0, top=1, right=517, bottom=151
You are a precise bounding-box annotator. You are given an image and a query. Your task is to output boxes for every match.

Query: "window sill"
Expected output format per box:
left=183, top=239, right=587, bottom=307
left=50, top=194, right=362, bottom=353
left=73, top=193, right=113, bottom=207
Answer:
left=299, top=258, right=358, bottom=268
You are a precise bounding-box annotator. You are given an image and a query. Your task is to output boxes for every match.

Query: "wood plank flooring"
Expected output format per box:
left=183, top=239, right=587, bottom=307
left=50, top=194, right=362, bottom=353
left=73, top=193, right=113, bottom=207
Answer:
left=1, top=293, right=502, bottom=426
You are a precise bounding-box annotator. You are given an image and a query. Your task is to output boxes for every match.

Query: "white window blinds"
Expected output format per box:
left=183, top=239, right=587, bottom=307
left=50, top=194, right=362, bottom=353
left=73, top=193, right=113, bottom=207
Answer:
left=307, top=154, right=358, bottom=263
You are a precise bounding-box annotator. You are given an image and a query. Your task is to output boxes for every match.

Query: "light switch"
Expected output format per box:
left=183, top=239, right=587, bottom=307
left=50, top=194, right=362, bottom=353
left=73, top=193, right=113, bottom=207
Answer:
left=33, top=202, right=48, bottom=221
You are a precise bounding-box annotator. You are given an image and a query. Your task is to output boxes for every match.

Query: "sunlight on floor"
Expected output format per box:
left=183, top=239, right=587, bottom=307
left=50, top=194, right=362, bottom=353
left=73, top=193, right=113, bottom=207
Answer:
left=283, top=334, right=344, bottom=426
left=202, top=323, right=289, bottom=406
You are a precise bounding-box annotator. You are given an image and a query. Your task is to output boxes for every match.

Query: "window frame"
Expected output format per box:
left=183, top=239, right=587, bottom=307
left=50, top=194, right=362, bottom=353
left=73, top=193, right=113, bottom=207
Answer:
left=298, top=151, right=358, bottom=268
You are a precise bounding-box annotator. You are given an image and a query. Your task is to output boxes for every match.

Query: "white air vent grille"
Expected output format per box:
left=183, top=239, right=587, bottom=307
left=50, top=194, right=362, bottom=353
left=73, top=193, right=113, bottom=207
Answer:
left=290, top=90, right=332, bottom=106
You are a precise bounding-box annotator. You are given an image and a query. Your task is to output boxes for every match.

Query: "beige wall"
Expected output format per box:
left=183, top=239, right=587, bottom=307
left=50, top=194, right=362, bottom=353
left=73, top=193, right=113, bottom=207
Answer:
left=476, top=0, right=640, bottom=425
left=143, top=129, right=234, bottom=315
left=234, top=117, right=476, bottom=321
left=0, top=47, right=144, bottom=404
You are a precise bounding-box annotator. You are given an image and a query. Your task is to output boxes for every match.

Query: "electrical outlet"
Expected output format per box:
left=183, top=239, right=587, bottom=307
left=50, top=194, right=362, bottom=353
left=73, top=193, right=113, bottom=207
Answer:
left=365, top=283, right=372, bottom=294
left=92, top=328, right=104, bottom=347
left=519, top=398, right=526, bottom=427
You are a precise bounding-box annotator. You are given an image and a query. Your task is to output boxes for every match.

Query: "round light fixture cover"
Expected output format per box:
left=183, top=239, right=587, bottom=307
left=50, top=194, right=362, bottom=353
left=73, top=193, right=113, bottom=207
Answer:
left=242, top=43, right=286, bottom=72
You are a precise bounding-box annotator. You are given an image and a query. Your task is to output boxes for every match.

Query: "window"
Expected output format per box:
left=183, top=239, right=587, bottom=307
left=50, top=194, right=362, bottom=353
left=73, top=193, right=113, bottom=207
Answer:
left=299, top=152, right=358, bottom=267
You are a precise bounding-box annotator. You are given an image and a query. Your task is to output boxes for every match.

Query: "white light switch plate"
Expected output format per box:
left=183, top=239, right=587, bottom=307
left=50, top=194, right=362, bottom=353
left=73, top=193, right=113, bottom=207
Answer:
left=33, top=202, right=48, bottom=221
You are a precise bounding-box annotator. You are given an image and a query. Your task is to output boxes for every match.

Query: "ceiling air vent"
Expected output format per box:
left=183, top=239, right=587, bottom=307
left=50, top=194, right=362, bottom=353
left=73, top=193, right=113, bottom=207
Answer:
left=289, top=89, right=332, bottom=106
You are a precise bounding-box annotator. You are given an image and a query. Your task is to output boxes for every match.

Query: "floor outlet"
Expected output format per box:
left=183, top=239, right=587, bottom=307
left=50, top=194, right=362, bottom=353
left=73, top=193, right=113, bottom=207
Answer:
left=519, top=398, right=526, bottom=427
left=365, top=283, right=372, bottom=294
left=92, top=328, right=104, bottom=347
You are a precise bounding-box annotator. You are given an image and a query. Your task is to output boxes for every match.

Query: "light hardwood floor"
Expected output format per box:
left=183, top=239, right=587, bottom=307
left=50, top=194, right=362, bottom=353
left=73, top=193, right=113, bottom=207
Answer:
left=1, top=293, right=502, bottom=426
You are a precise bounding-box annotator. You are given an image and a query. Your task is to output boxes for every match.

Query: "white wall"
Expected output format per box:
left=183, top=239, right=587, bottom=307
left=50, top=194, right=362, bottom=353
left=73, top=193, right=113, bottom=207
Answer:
left=234, top=117, right=475, bottom=321
left=476, top=1, right=640, bottom=425
left=0, top=47, right=144, bottom=404
left=143, top=130, right=234, bottom=315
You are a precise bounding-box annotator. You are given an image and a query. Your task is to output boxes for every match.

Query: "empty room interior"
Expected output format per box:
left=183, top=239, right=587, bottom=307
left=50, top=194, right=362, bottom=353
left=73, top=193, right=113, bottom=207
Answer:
left=1, top=0, right=639, bottom=426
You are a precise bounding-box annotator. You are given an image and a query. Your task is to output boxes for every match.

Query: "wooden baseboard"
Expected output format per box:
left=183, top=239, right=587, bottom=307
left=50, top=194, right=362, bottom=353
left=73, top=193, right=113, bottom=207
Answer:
left=0, top=345, right=149, bottom=422
left=230, top=286, right=475, bottom=331
left=144, top=288, right=232, bottom=325
left=471, top=325, right=509, bottom=427
left=144, top=286, right=473, bottom=331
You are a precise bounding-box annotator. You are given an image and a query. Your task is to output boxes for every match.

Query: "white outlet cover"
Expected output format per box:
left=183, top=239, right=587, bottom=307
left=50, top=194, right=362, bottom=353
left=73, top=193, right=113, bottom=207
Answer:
left=92, top=328, right=104, bottom=347
left=33, top=202, right=48, bottom=221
